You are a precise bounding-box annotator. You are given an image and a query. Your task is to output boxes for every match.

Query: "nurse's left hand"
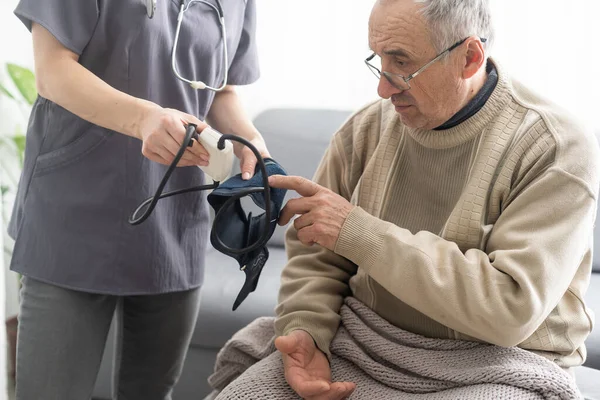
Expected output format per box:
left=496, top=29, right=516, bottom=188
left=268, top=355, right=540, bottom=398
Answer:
left=268, top=175, right=355, bottom=252
left=235, top=133, right=271, bottom=180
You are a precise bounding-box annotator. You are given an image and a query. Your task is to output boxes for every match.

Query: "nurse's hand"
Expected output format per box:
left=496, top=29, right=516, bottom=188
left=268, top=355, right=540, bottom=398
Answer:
left=137, top=106, right=211, bottom=167
left=234, top=133, right=271, bottom=180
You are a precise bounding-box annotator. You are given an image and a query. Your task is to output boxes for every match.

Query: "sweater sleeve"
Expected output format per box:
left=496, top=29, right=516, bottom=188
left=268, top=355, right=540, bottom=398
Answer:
left=335, top=166, right=597, bottom=347
left=274, top=134, right=358, bottom=358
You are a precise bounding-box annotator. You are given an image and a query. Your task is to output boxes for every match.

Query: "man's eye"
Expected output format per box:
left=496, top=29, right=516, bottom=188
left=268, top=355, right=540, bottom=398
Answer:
left=395, top=60, right=405, bottom=67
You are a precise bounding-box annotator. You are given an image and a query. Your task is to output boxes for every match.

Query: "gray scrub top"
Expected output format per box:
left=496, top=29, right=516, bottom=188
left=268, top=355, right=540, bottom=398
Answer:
left=8, top=0, right=260, bottom=295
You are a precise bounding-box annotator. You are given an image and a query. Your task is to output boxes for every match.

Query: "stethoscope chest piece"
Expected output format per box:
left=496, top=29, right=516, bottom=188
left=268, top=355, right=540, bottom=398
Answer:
left=146, top=0, right=157, bottom=18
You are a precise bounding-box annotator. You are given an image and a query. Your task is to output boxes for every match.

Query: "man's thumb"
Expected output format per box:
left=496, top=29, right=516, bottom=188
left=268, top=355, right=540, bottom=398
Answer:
left=274, top=334, right=298, bottom=355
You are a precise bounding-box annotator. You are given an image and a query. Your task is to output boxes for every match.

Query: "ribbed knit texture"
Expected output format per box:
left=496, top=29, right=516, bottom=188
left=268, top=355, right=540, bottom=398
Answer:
left=370, top=130, right=477, bottom=339
left=210, top=297, right=581, bottom=399
left=384, top=135, right=475, bottom=234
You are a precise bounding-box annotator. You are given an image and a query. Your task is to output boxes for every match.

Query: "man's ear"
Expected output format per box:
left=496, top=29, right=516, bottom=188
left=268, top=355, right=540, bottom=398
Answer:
left=461, top=36, right=486, bottom=79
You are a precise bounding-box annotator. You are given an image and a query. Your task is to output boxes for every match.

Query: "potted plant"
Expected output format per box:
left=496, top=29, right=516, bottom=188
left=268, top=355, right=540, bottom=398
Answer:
left=0, top=62, right=36, bottom=380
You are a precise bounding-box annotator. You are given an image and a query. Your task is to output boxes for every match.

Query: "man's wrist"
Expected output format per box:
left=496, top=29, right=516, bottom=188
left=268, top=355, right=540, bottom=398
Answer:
left=284, top=327, right=331, bottom=360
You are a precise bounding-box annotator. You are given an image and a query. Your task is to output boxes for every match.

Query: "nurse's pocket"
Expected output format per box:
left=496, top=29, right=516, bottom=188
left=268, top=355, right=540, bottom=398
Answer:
left=33, top=128, right=112, bottom=177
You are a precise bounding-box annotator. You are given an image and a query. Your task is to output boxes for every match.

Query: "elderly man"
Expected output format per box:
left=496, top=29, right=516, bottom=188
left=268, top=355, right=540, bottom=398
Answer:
left=207, top=0, right=599, bottom=399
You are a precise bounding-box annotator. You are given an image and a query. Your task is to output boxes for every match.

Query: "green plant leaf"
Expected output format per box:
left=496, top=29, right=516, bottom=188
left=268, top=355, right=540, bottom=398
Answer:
left=12, top=134, right=26, bottom=160
left=0, top=82, right=16, bottom=100
left=6, top=63, right=37, bottom=105
left=1, top=185, right=9, bottom=196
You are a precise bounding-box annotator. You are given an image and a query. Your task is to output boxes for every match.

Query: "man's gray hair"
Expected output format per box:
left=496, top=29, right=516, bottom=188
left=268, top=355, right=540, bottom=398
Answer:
left=414, top=0, right=495, bottom=54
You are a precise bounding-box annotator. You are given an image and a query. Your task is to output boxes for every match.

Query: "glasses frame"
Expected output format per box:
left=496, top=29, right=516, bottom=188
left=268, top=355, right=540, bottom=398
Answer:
left=365, top=37, right=487, bottom=90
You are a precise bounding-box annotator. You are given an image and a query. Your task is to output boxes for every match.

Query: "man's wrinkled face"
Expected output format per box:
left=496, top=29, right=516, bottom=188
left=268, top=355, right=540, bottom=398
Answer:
left=368, top=0, right=465, bottom=129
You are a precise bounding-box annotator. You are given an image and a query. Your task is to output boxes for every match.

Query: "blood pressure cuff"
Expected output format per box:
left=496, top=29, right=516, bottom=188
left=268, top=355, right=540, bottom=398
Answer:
left=207, top=158, right=287, bottom=310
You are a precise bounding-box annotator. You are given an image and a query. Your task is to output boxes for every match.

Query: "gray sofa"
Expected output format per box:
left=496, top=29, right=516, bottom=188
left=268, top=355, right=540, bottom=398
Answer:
left=93, top=109, right=600, bottom=399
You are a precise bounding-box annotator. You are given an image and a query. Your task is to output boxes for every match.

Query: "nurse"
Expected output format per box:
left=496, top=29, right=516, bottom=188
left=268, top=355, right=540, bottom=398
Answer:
left=8, top=0, right=269, bottom=399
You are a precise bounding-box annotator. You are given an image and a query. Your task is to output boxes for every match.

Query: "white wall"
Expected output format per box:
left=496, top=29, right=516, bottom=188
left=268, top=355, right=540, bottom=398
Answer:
left=488, top=0, right=600, bottom=132
left=237, top=1, right=378, bottom=117
left=0, top=0, right=33, bottom=134
left=237, top=0, right=600, bottom=131
left=1, top=0, right=598, bottom=126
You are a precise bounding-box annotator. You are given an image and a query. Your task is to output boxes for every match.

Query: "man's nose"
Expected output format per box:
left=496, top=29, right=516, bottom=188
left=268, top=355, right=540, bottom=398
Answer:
left=377, top=74, right=401, bottom=99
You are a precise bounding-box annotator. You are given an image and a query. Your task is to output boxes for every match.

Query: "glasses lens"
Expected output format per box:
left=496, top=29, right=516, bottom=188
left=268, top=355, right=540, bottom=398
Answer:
left=366, top=54, right=410, bottom=90
left=382, top=72, right=410, bottom=90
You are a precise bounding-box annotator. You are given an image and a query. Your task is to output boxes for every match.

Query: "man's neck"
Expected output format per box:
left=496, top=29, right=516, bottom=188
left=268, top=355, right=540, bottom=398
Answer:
left=467, top=70, right=488, bottom=101
left=434, top=61, right=497, bottom=131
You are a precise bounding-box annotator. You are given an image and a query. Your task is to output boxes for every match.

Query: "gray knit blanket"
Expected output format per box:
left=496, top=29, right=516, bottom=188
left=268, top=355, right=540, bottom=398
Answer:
left=207, top=297, right=582, bottom=399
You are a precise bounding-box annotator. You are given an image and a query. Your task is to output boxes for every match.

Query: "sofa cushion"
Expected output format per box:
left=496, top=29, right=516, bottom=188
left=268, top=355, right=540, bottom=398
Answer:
left=593, top=239, right=600, bottom=273
left=584, top=273, right=600, bottom=369
left=191, top=246, right=287, bottom=349
left=593, top=131, right=600, bottom=273
left=575, top=366, right=600, bottom=400
left=593, top=229, right=600, bottom=273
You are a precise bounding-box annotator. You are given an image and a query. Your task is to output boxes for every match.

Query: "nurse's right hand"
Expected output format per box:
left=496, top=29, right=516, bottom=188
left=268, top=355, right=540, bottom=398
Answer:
left=136, top=106, right=211, bottom=167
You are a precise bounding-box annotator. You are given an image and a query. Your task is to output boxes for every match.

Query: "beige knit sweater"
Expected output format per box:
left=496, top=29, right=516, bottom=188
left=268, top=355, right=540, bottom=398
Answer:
left=274, top=60, right=600, bottom=369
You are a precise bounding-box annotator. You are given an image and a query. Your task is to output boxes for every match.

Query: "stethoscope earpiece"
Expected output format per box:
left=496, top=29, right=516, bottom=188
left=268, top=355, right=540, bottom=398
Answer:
left=146, top=0, right=157, bottom=18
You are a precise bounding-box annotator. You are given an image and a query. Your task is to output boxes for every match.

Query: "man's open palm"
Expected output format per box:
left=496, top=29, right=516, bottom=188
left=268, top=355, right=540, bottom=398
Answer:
left=275, top=330, right=355, bottom=400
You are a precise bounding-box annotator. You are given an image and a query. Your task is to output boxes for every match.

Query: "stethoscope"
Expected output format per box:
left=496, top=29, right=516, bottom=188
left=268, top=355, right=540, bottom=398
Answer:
left=145, top=0, right=228, bottom=92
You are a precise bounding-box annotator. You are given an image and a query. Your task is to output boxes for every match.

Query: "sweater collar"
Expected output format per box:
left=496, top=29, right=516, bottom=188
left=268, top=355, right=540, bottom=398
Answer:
left=405, top=58, right=511, bottom=149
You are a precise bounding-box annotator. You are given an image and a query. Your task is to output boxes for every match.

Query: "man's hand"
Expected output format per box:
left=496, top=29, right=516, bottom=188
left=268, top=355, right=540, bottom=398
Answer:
left=275, top=330, right=356, bottom=400
left=268, top=175, right=354, bottom=251
left=234, top=133, right=271, bottom=180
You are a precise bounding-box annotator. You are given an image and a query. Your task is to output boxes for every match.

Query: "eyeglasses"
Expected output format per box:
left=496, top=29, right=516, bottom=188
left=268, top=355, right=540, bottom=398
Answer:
left=365, top=37, right=487, bottom=90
